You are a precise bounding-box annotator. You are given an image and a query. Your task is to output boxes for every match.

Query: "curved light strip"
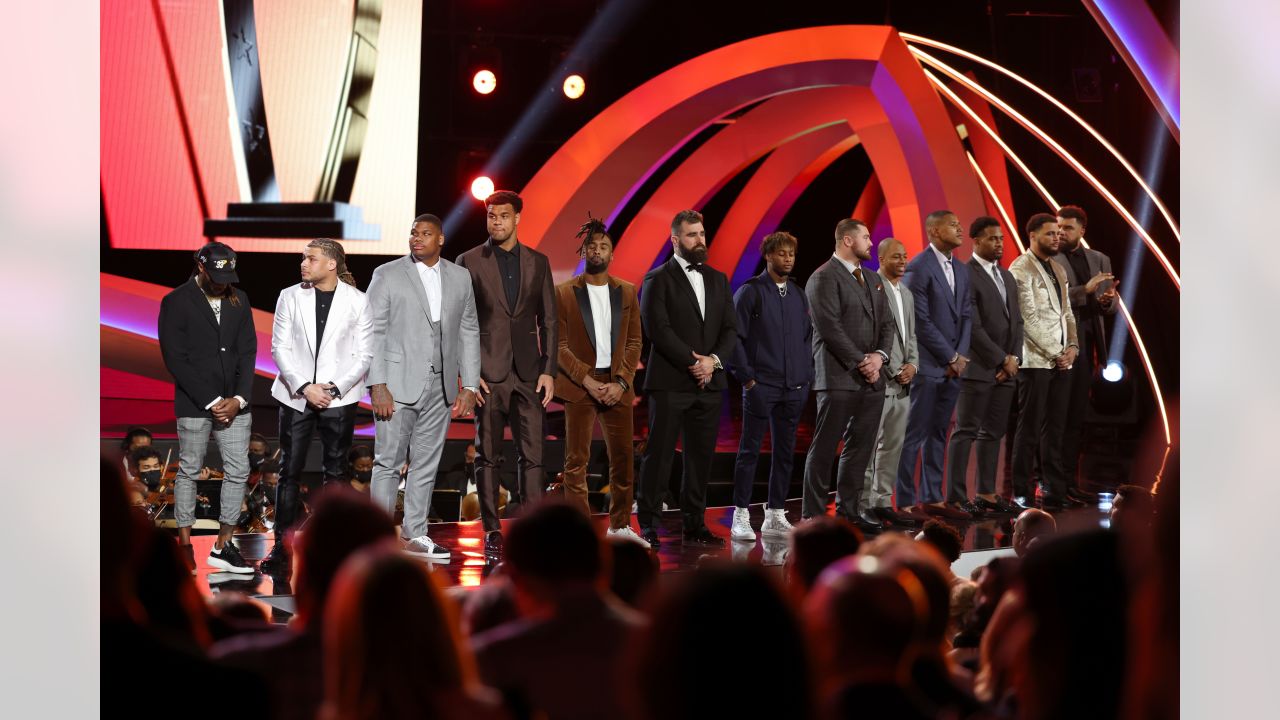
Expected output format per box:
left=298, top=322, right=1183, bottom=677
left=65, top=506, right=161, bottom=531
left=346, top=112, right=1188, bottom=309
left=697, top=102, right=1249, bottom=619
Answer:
left=900, top=33, right=1180, bottom=242
left=965, top=150, right=1170, bottom=444
left=917, top=60, right=1180, bottom=290
left=965, top=151, right=1025, bottom=253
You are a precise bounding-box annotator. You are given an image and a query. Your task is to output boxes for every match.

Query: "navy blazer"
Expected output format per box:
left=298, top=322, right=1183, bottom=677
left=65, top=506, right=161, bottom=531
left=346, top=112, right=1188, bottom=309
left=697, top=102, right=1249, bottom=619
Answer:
left=726, top=272, right=814, bottom=389
left=903, top=246, right=972, bottom=378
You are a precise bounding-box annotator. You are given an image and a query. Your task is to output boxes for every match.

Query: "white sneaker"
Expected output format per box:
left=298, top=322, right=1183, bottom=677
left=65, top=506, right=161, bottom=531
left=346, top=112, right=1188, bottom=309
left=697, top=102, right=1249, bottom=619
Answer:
left=606, top=526, right=649, bottom=546
left=761, top=540, right=790, bottom=566
left=403, top=535, right=451, bottom=562
left=731, top=507, right=757, bottom=542
left=761, top=508, right=795, bottom=539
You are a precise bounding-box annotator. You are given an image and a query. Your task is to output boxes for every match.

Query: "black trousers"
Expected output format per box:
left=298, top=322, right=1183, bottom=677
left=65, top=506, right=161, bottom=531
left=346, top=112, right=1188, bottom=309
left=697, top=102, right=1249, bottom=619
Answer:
left=801, top=385, right=885, bottom=521
left=946, top=377, right=1016, bottom=502
left=1010, top=368, right=1071, bottom=499
left=276, top=402, right=358, bottom=535
left=637, top=390, right=721, bottom=533
left=475, top=376, right=545, bottom=533
left=1061, top=332, right=1096, bottom=488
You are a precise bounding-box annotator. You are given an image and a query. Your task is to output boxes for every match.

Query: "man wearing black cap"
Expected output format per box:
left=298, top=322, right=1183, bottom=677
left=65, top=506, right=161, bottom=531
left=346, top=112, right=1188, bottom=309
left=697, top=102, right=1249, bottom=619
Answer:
left=157, top=241, right=257, bottom=574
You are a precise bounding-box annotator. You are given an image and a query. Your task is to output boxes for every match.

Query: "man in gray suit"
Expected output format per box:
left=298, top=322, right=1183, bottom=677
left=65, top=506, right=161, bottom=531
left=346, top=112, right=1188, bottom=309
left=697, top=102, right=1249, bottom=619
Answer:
left=1052, top=205, right=1118, bottom=501
left=366, top=213, right=480, bottom=560
left=861, top=238, right=919, bottom=529
left=802, top=218, right=896, bottom=533
left=946, top=217, right=1025, bottom=515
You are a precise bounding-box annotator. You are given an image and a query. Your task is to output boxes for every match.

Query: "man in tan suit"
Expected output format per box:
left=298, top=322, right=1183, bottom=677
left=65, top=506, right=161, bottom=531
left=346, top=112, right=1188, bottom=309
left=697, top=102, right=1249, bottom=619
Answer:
left=553, top=217, right=644, bottom=543
left=457, top=190, right=558, bottom=558
left=1008, top=213, right=1078, bottom=511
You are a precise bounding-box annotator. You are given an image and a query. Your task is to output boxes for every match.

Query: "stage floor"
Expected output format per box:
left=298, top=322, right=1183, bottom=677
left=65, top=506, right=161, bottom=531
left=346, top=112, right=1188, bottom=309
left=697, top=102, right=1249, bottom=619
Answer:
left=188, top=498, right=1112, bottom=619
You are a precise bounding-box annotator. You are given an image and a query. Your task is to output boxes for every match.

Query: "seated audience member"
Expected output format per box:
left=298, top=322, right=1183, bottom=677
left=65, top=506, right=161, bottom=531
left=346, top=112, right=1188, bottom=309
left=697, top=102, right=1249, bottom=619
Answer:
left=320, top=545, right=506, bottom=720
left=861, top=534, right=984, bottom=717
left=471, top=502, right=645, bottom=720
left=214, top=493, right=398, bottom=720
left=783, top=516, right=863, bottom=603
left=952, top=555, right=1021, bottom=663
left=462, top=575, right=521, bottom=638
left=1110, top=483, right=1155, bottom=532
left=633, top=565, right=812, bottom=720
left=606, top=534, right=659, bottom=610
left=916, top=520, right=977, bottom=641
left=804, top=555, right=934, bottom=720
left=1016, top=530, right=1129, bottom=720
left=1012, top=508, right=1057, bottom=557
left=101, top=458, right=267, bottom=716
left=345, top=445, right=374, bottom=494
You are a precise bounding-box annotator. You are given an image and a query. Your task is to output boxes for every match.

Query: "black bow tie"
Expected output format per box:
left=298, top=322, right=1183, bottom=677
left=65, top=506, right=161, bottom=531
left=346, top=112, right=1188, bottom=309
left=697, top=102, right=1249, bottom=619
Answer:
left=685, top=263, right=703, bottom=273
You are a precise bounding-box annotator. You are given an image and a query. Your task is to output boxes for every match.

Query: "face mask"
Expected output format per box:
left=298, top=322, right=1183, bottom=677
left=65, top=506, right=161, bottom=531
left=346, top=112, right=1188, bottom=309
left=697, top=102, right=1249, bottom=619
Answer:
left=140, top=469, right=163, bottom=488
left=248, top=453, right=265, bottom=470
left=353, top=470, right=373, bottom=483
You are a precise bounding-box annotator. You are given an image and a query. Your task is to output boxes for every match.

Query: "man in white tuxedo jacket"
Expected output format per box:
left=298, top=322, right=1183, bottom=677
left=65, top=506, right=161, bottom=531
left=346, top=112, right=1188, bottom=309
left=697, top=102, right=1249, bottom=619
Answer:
left=366, top=214, right=481, bottom=561
left=265, top=239, right=372, bottom=570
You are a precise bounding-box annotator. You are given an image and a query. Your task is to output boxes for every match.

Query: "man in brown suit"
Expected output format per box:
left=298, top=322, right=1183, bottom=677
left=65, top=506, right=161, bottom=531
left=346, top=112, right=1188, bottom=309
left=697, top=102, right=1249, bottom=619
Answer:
left=554, top=217, right=645, bottom=543
left=457, top=190, right=558, bottom=558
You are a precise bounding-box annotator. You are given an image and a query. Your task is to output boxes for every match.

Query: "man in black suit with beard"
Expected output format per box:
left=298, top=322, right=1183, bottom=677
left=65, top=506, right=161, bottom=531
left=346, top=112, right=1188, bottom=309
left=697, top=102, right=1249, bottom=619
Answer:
left=801, top=218, right=896, bottom=533
left=635, top=210, right=737, bottom=549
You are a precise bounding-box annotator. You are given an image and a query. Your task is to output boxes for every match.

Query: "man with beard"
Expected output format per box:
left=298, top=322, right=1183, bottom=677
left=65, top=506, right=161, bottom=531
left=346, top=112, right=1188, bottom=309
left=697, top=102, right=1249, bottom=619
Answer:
left=157, top=241, right=256, bottom=574
left=367, top=214, right=480, bottom=560
left=457, top=191, right=558, bottom=559
left=636, top=210, right=737, bottom=549
left=801, top=218, right=895, bottom=533
left=726, top=231, right=813, bottom=542
left=553, top=216, right=645, bottom=543
left=1009, top=214, right=1078, bottom=510
left=1051, top=205, right=1118, bottom=501
left=264, top=238, right=372, bottom=570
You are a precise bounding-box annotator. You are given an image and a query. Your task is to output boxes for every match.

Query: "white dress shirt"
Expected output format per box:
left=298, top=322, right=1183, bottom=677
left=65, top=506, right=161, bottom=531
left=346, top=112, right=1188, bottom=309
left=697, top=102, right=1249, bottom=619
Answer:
left=672, top=253, right=705, bottom=318
left=928, top=242, right=956, bottom=293
left=586, top=282, right=612, bottom=368
left=415, top=258, right=442, bottom=322
left=884, top=277, right=906, bottom=340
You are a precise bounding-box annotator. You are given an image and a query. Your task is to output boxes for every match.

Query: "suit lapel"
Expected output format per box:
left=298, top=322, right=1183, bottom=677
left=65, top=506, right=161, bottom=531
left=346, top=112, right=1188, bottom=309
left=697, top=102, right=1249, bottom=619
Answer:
left=842, top=264, right=875, bottom=320
left=187, top=280, right=219, bottom=332
left=299, top=285, right=318, bottom=355
left=930, top=249, right=959, bottom=316
left=480, top=244, right=512, bottom=316
left=514, top=243, right=535, bottom=315
left=1002, top=269, right=1018, bottom=318
left=667, top=259, right=704, bottom=323
left=398, top=257, right=436, bottom=325
left=884, top=280, right=907, bottom=354
left=609, top=279, right=622, bottom=360
left=316, top=282, right=348, bottom=356
left=572, top=281, right=598, bottom=355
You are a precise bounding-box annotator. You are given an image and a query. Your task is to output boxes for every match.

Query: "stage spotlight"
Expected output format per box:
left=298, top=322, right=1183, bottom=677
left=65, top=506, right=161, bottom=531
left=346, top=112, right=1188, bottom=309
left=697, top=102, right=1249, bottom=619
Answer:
left=563, top=74, right=585, bottom=99
left=472, top=69, right=497, bottom=95
left=1102, top=360, right=1125, bottom=383
left=470, top=176, right=495, bottom=201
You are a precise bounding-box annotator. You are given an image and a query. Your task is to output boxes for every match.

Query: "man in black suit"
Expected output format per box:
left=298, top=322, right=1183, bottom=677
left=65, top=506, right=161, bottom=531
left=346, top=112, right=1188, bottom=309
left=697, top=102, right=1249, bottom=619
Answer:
left=801, top=218, right=896, bottom=533
left=157, top=242, right=256, bottom=575
left=945, top=217, right=1026, bottom=515
left=636, top=210, right=737, bottom=548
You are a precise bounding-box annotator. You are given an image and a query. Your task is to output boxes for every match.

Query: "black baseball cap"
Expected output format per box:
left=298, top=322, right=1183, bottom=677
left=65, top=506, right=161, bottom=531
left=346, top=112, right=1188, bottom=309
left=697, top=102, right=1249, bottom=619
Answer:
left=196, top=241, right=240, bottom=284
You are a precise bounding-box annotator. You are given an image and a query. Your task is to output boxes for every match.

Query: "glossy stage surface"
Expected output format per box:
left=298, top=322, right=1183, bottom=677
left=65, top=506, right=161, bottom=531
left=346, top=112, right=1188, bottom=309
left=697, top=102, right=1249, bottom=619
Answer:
left=190, top=498, right=1113, bottom=618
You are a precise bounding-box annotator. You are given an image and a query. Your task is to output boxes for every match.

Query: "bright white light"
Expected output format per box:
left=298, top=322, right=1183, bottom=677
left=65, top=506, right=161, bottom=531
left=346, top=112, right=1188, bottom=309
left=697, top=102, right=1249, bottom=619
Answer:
left=470, top=176, right=495, bottom=201
left=1103, top=361, right=1125, bottom=382
left=563, top=74, right=585, bottom=99
left=472, top=69, right=497, bottom=95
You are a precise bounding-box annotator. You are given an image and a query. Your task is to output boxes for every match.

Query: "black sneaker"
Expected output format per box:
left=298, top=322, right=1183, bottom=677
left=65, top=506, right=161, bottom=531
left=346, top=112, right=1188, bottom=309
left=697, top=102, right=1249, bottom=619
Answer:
left=208, top=540, right=255, bottom=574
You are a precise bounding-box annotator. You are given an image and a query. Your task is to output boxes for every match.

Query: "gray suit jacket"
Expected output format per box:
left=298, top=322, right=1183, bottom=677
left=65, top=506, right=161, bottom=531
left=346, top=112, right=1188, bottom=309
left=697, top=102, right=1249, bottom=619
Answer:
left=881, top=278, right=918, bottom=397
left=364, top=256, right=480, bottom=404
left=1051, top=246, right=1116, bottom=356
left=807, top=259, right=896, bottom=392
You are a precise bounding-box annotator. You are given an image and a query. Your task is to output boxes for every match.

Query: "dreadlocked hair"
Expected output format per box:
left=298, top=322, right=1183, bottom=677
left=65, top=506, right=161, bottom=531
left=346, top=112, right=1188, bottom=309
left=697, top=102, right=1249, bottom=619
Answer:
left=308, top=238, right=357, bottom=287
left=575, top=213, right=611, bottom=253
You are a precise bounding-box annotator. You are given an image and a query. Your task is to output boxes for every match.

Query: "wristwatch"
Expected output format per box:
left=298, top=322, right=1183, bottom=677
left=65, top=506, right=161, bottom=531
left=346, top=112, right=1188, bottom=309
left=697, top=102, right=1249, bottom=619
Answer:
left=711, top=354, right=723, bottom=371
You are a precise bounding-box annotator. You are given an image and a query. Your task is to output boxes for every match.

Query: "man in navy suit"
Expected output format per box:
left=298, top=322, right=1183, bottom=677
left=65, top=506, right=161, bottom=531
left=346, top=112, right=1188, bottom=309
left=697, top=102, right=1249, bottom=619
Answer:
left=726, top=231, right=814, bottom=542
left=895, top=210, right=974, bottom=520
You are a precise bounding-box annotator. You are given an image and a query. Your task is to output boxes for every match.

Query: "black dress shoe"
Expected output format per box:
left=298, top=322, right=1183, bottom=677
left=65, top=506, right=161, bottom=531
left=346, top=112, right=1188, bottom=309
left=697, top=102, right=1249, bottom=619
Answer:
left=858, top=510, right=886, bottom=530
left=641, top=528, right=661, bottom=549
left=484, top=531, right=504, bottom=558
left=259, top=542, right=291, bottom=572
left=974, top=496, right=1009, bottom=514
left=954, top=500, right=985, bottom=518
left=1066, top=487, right=1096, bottom=504
left=924, top=503, right=973, bottom=521
left=852, top=517, right=883, bottom=535
left=872, top=506, right=912, bottom=526
left=683, top=526, right=726, bottom=547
